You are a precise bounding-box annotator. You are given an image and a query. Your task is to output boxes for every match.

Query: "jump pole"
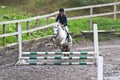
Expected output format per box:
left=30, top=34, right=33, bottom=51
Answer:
left=93, top=24, right=99, bottom=58
left=16, top=24, right=103, bottom=80
left=16, top=24, right=25, bottom=65
left=18, top=24, right=22, bottom=60
left=93, top=24, right=103, bottom=80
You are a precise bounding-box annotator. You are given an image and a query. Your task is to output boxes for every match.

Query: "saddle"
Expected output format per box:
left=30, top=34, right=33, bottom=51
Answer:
left=61, top=26, right=71, bottom=42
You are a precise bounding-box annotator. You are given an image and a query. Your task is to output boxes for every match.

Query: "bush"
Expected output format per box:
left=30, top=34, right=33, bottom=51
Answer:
left=0, top=0, right=28, bottom=5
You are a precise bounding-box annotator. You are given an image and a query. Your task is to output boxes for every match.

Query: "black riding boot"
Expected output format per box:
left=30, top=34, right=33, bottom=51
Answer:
left=67, top=33, right=71, bottom=42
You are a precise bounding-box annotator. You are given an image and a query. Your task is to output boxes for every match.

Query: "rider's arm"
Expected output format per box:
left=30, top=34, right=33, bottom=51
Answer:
left=55, top=14, right=60, bottom=22
left=62, top=15, right=67, bottom=27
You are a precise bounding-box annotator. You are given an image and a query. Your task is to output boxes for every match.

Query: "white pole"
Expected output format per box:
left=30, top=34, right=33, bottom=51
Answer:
left=93, top=24, right=99, bottom=58
left=93, top=24, right=103, bottom=80
left=97, top=56, right=104, bottom=80
left=18, top=24, right=22, bottom=60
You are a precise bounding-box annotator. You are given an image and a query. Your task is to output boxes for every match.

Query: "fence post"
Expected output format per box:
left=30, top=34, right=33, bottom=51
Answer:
left=46, top=17, right=49, bottom=25
left=90, top=8, right=93, bottom=30
left=114, top=4, right=117, bottom=20
left=16, top=23, right=18, bottom=38
left=2, top=24, right=6, bottom=46
left=36, top=19, right=39, bottom=27
left=26, top=21, right=30, bottom=36
left=36, top=19, right=39, bottom=33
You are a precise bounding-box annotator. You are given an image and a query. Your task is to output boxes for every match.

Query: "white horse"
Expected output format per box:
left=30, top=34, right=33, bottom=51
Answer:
left=52, top=22, right=72, bottom=51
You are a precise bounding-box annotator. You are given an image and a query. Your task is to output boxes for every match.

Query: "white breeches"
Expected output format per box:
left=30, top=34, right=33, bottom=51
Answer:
left=64, top=26, right=69, bottom=32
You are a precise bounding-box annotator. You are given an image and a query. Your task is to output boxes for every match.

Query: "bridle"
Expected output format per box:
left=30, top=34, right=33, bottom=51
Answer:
left=53, top=23, right=67, bottom=39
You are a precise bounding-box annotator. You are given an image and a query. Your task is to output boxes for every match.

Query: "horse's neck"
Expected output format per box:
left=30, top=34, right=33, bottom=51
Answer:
left=58, top=26, right=67, bottom=38
left=58, top=26, right=64, bottom=33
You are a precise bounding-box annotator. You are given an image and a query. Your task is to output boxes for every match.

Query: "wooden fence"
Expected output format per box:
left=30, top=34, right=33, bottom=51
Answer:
left=0, top=2, right=120, bottom=46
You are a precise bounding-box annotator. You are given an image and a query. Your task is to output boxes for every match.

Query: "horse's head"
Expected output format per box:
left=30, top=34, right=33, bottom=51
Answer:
left=53, top=22, right=61, bottom=34
left=53, top=22, right=61, bottom=28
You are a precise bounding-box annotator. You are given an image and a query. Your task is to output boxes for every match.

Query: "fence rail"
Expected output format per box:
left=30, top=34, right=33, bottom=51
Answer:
left=0, top=2, right=120, bottom=25
left=0, top=2, right=120, bottom=45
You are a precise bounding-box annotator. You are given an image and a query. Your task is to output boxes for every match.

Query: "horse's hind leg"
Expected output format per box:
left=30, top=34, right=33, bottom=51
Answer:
left=61, top=45, right=70, bottom=56
left=65, top=46, right=70, bottom=52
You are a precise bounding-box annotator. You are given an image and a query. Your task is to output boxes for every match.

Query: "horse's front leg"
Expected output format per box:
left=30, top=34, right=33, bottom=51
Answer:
left=60, top=38, right=66, bottom=45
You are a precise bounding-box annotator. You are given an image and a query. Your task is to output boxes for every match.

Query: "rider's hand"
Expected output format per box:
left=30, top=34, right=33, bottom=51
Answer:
left=62, top=26, right=66, bottom=30
left=60, top=23, right=64, bottom=27
left=61, top=24, right=64, bottom=27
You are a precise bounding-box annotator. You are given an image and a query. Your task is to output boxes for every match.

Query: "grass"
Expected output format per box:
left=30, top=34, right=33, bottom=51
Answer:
left=68, top=18, right=90, bottom=34
left=0, top=14, right=120, bottom=46
left=0, top=6, right=13, bottom=17
left=1, top=0, right=120, bottom=16
left=92, top=17, right=120, bottom=30
left=68, top=17, right=120, bottom=33
left=0, top=0, right=120, bottom=47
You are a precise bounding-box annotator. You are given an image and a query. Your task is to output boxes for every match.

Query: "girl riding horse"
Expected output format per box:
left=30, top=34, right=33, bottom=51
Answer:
left=52, top=22, right=72, bottom=51
left=52, top=8, right=71, bottom=42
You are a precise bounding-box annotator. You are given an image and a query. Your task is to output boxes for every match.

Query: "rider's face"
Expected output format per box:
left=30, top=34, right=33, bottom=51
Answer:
left=59, top=12, right=64, bottom=15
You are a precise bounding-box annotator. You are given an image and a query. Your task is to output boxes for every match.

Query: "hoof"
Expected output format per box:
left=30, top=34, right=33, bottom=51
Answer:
left=64, top=54, right=69, bottom=56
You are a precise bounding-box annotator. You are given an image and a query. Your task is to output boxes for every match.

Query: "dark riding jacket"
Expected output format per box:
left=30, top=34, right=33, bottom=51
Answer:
left=55, top=14, right=67, bottom=27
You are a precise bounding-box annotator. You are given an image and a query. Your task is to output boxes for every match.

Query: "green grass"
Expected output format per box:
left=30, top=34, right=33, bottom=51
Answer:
left=92, top=17, right=120, bottom=30
left=69, top=17, right=120, bottom=33
left=0, top=6, right=13, bottom=17
left=1, top=0, right=120, bottom=47
left=0, top=16, right=120, bottom=46
left=1, top=0, right=120, bottom=16
left=68, top=18, right=90, bottom=34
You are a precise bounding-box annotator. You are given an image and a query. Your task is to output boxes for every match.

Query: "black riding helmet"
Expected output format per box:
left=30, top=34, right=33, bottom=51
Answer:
left=59, top=8, right=64, bottom=12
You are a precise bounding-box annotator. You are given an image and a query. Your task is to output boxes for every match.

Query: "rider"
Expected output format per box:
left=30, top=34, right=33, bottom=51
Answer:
left=52, top=8, right=70, bottom=42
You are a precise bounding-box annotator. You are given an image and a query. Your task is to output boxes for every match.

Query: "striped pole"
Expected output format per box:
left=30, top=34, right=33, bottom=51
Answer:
left=22, top=52, right=95, bottom=55
left=22, top=56, right=95, bottom=60
left=23, top=62, right=95, bottom=65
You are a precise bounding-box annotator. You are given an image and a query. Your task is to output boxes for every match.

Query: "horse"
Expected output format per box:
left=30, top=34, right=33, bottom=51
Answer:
left=52, top=22, right=72, bottom=52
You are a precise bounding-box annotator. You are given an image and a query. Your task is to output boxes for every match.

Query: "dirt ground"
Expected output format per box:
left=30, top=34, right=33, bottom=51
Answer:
left=0, top=38, right=120, bottom=80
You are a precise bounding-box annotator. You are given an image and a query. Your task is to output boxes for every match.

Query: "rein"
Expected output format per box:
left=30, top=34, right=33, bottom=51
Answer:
left=55, top=29, right=59, bottom=38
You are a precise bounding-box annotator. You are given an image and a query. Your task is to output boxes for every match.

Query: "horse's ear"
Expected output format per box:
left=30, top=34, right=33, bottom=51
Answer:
left=55, top=22, right=59, bottom=25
